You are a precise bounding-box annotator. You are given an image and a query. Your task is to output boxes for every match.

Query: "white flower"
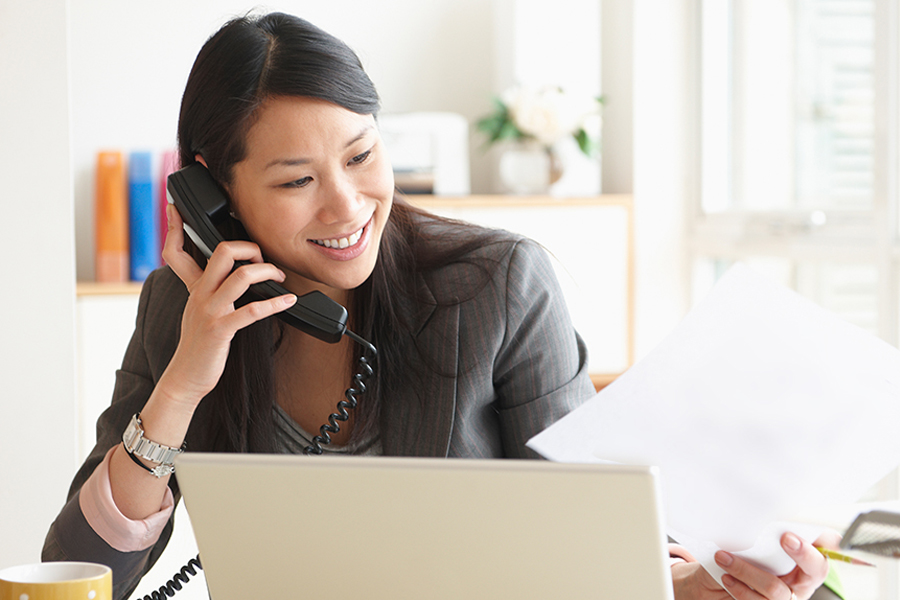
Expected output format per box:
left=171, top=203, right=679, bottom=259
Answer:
left=503, top=85, right=599, bottom=146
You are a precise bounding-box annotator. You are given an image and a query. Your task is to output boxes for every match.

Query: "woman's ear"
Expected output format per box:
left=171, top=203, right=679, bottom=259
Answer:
left=195, top=154, right=209, bottom=169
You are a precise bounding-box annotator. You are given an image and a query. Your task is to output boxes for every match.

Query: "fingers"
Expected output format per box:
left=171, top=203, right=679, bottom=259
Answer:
left=164, top=203, right=296, bottom=329
left=222, top=288, right=298, bottom=333
left=162, top=204, right=203, bottom=285
left=781, top=532, right=829, bottom=584
left=194, top=248, right=277, bottom=297
left=715, top=551, right=792, bottom=600
left=813, top=529, right=842, bottom=550
left=713, top=532, right=830, bottom=600
left=164, top=204, right=272, bottom=293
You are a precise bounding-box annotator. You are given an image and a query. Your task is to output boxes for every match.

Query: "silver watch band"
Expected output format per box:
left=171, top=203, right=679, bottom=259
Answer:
left=122, top=413, right=185, bottom=474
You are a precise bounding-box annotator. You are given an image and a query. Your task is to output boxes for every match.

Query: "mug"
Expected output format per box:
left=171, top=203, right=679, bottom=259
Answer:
left=0, top=562, right=111, bottom=600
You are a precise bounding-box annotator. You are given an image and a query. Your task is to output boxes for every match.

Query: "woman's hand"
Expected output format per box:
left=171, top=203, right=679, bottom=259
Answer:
left=157, top=204, right=298, bottom=410
left=672, top=532, right=833, bottom=600
left=108, top=205, right=300, bottom=519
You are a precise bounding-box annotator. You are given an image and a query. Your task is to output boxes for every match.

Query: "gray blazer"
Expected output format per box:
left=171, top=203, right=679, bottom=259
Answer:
left=43, top=235, right=595, bottom=599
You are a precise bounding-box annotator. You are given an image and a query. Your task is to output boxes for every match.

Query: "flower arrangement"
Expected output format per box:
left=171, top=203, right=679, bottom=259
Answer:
left=477, top=85, right=604, bottom=157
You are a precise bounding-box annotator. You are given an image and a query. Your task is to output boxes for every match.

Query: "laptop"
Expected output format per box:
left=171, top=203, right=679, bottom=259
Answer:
left=175, top=453, right=674, bottom=599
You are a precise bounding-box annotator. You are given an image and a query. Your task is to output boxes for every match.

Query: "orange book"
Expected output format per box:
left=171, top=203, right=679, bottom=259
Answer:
left=95, top=151, right=129, bottom=282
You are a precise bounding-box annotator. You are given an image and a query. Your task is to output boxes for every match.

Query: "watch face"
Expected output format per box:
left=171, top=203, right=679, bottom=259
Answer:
left=123, top=418, right=140, bottom=448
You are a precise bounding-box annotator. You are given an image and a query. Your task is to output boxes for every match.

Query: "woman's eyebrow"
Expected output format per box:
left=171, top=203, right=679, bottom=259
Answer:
left=344, top=124, right=375, bottom=148
left=266, top=157, right=311, bottom=169
left=265, top=125, right=375, bottom=170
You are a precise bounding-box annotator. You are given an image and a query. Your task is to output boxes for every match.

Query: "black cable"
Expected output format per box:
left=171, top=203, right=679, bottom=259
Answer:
left=140, top=555, right=202, bottom=600
left=304, top=329, right=377, bottom=455
left=124, top=446, right=154, bottom=473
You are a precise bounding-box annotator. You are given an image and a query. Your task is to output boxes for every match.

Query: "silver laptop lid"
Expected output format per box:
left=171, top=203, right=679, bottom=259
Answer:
left=175, top=453, right=674, bottom=600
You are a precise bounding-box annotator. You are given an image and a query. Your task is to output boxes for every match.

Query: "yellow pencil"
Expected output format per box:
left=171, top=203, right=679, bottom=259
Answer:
left=817, top=547, right=876, bottom=567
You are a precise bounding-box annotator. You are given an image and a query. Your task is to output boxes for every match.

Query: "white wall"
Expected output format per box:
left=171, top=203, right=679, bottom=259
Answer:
left=601, top=0, right=634, bottom=195
left=0, top=0, right=78, bottom=568
left=631, top=0, right=691, bottom=358
left=600, top=0, right=690, bottom=359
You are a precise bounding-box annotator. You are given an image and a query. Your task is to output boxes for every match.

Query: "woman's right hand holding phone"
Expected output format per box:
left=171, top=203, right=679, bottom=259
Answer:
left=158, top=204, right=297, bottom=412
left=107, top=205, right=297, bottom=520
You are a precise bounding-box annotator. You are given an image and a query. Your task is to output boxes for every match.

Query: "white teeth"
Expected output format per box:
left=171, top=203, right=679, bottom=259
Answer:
left=314, top=227, right=363, bottom=249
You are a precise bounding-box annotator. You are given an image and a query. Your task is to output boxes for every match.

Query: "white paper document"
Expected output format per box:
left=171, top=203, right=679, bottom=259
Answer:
left=528, top=264, right=900, bottom=585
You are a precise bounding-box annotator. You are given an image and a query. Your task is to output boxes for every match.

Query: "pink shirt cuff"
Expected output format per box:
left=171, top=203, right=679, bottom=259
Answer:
left=79, top=445, right=175, bottom=553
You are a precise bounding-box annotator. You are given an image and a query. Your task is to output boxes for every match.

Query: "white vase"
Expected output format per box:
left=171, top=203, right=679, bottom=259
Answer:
left=499, top=143, right=553, bottom=194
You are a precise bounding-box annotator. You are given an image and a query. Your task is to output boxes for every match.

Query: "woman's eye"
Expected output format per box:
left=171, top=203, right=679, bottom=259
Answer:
left=349, top=150, right=371, bottom=165
left=283, top=176, right=312, bottom=188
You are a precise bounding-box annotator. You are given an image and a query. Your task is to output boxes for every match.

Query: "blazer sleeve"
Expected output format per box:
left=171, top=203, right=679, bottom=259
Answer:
left=492, top=239, right=596, bottom=457
left=43, top=268, right=185, bottom=600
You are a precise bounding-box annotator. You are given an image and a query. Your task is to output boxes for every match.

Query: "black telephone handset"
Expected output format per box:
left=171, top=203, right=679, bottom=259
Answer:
left=166, top=163, right=347, bottom=344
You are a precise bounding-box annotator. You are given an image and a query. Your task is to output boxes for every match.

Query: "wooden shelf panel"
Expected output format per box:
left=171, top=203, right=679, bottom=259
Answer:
left=76, top=281, right=143, bottom=296
left=591, top=373, right=620, bottom=392
left=407, top=193, right=632, bottom=210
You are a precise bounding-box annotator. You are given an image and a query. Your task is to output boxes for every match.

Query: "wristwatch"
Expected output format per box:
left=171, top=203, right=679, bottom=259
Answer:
left=122, top=413, right=185, bottom=478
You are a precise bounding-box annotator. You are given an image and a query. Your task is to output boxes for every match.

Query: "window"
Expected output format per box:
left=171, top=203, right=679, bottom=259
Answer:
left=690, top=0, right=898, bottom=346
left=689, top=3, right=900, bottom=595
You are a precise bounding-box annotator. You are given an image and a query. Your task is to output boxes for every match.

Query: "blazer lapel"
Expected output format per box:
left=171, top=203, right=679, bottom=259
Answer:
left=380, top=276, right=459, bottom=457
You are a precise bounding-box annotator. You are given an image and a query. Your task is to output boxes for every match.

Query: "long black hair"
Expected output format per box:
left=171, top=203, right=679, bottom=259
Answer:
left=178, top=12, right=507, bottom=453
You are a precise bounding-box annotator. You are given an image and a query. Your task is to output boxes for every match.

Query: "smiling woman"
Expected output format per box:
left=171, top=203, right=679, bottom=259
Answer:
left=43, top=12, right=596, bottom=600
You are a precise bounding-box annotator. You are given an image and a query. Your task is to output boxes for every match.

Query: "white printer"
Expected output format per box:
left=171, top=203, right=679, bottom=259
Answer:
left=377, top=112, right=471, bottom=196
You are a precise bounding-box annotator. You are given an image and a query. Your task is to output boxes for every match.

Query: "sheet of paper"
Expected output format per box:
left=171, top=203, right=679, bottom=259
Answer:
left=528, top=263, right=900, bottom=586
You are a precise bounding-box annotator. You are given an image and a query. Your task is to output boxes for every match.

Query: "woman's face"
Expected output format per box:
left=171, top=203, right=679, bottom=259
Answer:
left=228, top=95, right=394, bottom=302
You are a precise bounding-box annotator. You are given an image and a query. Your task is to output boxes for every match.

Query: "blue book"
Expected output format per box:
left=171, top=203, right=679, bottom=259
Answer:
left=128, top=151, right=159, bottom=281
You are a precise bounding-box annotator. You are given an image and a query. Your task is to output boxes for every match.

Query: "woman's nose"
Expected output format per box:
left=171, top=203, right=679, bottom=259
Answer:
left=316, top=175, right=364, bottom=224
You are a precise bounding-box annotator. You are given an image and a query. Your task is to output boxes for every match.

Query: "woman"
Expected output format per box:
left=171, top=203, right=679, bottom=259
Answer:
left=43, top=12, right=832, bottom=600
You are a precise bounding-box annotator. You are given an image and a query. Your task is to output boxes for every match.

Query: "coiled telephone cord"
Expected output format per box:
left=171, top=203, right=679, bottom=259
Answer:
left=304, top=330, right=377, bottom=455
left=140, top=555, right=202, bottom=600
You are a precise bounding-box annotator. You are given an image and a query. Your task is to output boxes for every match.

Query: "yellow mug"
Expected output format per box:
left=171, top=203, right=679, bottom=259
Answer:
left=0, top=562, right=111, bottom=600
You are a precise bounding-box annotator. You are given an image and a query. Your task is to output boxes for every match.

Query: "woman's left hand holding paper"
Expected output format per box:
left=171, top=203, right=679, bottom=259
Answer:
left=671, top=531, right=836, bottom=600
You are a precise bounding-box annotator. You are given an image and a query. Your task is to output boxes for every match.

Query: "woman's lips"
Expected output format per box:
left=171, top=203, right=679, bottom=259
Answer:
left=311, top=226, right=364, bottom=249
left=308, top=219, right=371, bottom=261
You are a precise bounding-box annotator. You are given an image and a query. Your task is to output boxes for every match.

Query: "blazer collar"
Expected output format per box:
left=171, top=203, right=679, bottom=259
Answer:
left=380, top=273, right=459, bottom=457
